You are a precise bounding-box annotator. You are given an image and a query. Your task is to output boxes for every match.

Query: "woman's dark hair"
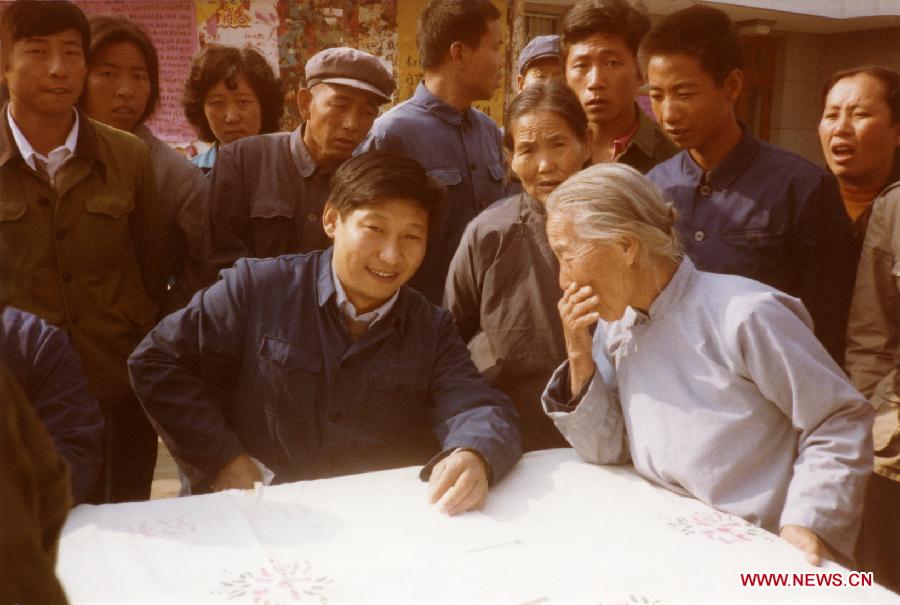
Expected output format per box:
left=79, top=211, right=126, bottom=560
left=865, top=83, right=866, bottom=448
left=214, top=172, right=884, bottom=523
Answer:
left=83, top=15, right=159, bottom=125
left=639, top=4, right=743, bottom=85
left=823, top=66, right=900, bottom=123
left=416, top=0, right=501, bottom=70
left=182, top=43, right=283, bottom=142
left=503, top=79, right=589, bottom=153
left=329, top=150, right=447, bottom=223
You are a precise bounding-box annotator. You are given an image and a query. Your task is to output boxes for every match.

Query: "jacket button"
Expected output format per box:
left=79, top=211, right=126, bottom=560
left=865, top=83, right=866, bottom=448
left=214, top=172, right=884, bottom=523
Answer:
left=56, top=229, right=67, bottom=240
left=699, top=184, right=712, bottom=196
left=328, top=411, right=341, bottom=422
left=307, top=213, right=317, bottom=222
left=694, top=230, right=706, bottom=242
left=61, top=271, right=73, bottom=282
left=38, top=197, right=51, bottom=207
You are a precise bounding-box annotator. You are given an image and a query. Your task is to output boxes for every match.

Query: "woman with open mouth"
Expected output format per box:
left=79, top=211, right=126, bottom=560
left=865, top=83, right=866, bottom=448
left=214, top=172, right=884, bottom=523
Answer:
left=444, top=79, right=591, bottom=452
left=819, top=66, right=900, bottom=248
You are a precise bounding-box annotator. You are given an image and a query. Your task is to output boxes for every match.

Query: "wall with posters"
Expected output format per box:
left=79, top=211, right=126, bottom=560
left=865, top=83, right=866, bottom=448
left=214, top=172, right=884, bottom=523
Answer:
left=34, top=0, right=516, bottom=148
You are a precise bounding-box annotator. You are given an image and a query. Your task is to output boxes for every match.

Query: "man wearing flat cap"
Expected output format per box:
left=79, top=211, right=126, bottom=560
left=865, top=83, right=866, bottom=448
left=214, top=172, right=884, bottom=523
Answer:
left=516, top=35, right=563, bottom=92
left=200, top=47, right=395, bottom=285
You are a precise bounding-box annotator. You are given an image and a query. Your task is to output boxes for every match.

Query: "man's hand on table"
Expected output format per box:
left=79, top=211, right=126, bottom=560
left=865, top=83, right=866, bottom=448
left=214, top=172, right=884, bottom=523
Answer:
left=780, top=524, right=834, bottom=566
left=212, top=453, right=262, bottom=491
left=428, top=449, right=489, bottom=516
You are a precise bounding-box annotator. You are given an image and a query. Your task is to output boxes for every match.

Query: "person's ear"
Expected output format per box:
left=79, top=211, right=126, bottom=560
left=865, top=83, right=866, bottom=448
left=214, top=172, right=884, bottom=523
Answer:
left=322, top=201, right=339, bottom=240
left=448, top=41, right=466, bottom=70
left=296, top=87, right=313, bottom=122
left=618, top=236, right=640, bottom=266
left=892, top=121, right=900, bottom=148
left=724, top=68, right=743, bottom=103
left=516, top=74, right=525, bottom=92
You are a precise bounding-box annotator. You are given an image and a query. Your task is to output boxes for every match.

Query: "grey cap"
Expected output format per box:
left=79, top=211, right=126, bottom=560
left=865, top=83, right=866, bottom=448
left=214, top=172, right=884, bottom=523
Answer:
left=517, top=35, right=561, bottom=75
left=305, top=47, right=395, bottom=103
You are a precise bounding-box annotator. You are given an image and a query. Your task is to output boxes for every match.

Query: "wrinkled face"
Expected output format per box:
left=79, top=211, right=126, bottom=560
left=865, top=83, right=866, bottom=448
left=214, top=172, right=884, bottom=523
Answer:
left=4, top=29, right=86, bottom=120
left=84, top=41, right=151, bottom=132
left=547, top=210, right=638, bottom=322
left=324, top=198, right=428, bottom=314
left=647, top=53, right=739, bottom=153
left=462, top=19, right=503, bottom=101
left=565, top=33, right=640, bottom=127
left=508, top=110, right=589, bottom=204
left=517, top=57, right=563, bottom=92
left=300, top=82, right=381, bottom=168
left=819, top=73, right=900, bottom=188
left=203, top=73, right=262, bottom=145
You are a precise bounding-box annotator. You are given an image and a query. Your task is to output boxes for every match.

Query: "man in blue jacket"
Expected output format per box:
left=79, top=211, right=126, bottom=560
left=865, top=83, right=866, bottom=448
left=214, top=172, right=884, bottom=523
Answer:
left=129, top=151, right=522, bottom=514
left=0, top=306, right=104, bottom=506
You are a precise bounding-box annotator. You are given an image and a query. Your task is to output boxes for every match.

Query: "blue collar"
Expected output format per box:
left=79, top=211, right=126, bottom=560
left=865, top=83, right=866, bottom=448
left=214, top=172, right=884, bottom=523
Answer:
left=413, top=81, right=471, bottom=127
left=679, top=122, right=760, bottom=191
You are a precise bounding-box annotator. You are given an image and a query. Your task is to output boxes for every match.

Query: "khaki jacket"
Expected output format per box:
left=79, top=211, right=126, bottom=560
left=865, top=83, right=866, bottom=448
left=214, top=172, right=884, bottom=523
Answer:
left=846, top=181, right=900, bottom=480
left=0, top=107, right=170, bottom=403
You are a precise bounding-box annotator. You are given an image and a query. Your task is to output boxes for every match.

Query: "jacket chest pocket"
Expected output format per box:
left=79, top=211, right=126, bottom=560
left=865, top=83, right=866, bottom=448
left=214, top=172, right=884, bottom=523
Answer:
left=250, top=196, right=294, bottom=220
left=427, top=169, right=462, bottom=189
left=0, top=200, right=26, bottom=223
left=85, top=193, right=134, bottom=219
left=719, top=229, right=786, bottom=275
left=363, top=368, right=430, bottom=435
left=254, top=336, right=320, bottom=423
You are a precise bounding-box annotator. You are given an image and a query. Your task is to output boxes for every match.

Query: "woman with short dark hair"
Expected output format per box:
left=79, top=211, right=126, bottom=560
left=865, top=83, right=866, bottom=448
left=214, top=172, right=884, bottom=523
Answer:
left=182, top=43, right=283, bottom=173
left=82, top=15, right=209, bottom=310
left=820, top=66, right=900, bottom=245
left=444, top=80, right=590, bottom=451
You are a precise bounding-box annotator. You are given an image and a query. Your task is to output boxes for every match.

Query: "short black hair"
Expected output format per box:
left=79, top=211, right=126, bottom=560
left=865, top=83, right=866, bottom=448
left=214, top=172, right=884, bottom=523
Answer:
left=416, top=0, right=501, bottom=70
left=823, top=66, right=900, bottom=123
left=182, top=43, right=283, bottom=143
left=0, top=0, right=90, bottom=72
left=639, top=4, right=743, bottom=85
left=83, top=15, right=160, bottom=125
left=561, top=0, right=650, bottom=60
left=329, top=150, right=446, bottom=224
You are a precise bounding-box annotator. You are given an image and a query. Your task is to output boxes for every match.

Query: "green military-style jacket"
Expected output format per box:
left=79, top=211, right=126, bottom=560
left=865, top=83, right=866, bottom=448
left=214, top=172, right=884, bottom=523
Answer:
left=0, top=106, right=170, bottom=404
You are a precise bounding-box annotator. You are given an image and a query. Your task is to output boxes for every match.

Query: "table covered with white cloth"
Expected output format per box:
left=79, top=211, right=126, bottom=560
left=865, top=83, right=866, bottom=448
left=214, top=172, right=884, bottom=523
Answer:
left=58, top=449, right=898, bottom=604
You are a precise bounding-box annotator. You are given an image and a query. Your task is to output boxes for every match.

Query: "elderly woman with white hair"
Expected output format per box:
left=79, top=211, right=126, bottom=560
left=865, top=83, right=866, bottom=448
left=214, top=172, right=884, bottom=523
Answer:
left=542, top=163, right=873, bottom=566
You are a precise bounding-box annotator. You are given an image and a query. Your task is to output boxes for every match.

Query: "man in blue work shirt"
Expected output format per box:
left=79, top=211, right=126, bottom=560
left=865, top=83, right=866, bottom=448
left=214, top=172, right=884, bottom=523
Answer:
left=359, top=0, right=513, bottom=304
left=128, top=151, right=522, bottom=514
left=642, top=5, right=855, bottom=363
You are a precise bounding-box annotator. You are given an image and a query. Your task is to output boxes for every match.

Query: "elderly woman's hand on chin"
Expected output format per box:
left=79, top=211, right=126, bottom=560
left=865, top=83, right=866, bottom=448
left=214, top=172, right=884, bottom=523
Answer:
left=559, top=282, right=600, bottom=395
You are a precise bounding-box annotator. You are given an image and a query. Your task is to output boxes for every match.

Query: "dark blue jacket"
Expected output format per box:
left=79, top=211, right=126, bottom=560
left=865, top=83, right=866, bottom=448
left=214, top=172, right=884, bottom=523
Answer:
left=128, top=249, right=522, bottom=491
left=360, top=82, right=516, bottom=303
left=0, top=307, right=104, bottom=504
left=647, top=126, right=855, bottom=364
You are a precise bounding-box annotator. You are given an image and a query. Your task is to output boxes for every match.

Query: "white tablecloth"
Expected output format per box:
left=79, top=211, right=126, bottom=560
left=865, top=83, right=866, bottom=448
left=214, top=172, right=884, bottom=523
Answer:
left=58, top=449, right=898, bottom=604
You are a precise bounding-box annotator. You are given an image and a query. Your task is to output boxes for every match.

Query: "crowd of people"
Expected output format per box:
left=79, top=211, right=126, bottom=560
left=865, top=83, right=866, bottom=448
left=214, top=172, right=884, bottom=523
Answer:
left=0, top=0, right=898, bottom=600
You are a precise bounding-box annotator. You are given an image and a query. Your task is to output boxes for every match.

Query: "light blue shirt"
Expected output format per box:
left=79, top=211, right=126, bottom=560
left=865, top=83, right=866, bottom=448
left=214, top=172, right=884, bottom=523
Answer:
left=331, top=261, right=399, bottom=328
left=542, top=257, right=873, bottom=560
